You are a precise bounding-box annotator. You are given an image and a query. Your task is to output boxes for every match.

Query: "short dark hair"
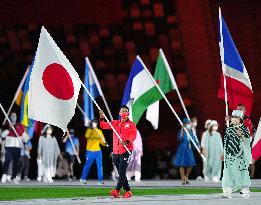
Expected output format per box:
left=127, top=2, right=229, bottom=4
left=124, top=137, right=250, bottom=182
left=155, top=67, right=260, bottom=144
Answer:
left=120, top=105, right=129, bottom=111
left=237, top=104, right=245, bottom=108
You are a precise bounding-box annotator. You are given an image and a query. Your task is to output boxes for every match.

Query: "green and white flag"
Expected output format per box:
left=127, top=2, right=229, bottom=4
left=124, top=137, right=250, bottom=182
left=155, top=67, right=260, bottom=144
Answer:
left=146, top=49, right=176, bottom=129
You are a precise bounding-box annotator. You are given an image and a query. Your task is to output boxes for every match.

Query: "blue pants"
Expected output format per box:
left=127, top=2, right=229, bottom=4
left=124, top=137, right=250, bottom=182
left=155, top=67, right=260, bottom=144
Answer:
left=80, top=150, right=103, bottom=181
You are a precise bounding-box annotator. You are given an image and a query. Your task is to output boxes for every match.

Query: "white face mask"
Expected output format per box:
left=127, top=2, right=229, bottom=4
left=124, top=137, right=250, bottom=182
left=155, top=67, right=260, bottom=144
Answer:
left=186, top=124, right=192, bottom=130
left=46, top=129, right=52, bottom=136
left=212, top=125, right=218, bottom=131
left=192, top=122, right=197, bottom=127
left=92, top=123, right=97, bottom=128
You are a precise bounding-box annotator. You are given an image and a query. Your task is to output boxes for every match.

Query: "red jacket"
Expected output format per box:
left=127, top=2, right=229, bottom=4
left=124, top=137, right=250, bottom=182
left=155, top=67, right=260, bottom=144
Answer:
left=100, top=119, right=137, bottom=154
left=243, top=117, right=253, bottom=136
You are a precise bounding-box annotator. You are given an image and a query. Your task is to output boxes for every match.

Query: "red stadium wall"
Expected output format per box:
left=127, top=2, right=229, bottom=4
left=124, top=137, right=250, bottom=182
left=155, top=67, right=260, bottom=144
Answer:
left=176, top=0, right=261, bottom=127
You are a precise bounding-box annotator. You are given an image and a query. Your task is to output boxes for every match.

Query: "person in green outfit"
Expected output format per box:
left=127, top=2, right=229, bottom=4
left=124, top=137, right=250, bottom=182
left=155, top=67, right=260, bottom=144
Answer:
left=222, top=110, right=251, bottom=199
left=201, top=120, right=223, bottom=183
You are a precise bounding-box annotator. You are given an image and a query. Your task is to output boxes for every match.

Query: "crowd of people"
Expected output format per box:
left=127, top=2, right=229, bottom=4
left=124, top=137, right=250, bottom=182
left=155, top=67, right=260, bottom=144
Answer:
left=0, top=104, right=257, bottom=198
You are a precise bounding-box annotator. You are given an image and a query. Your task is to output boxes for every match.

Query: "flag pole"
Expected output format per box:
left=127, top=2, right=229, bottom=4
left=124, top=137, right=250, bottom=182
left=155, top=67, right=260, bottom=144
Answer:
left=0, top=103, right=29, bottom=158
left=65, top=129, right=81, bottom=164
left=81, top=82, right=131, bottom=155
left=138, top=56, right=206, bottom=161
left=2, top=66, right=30, bottom=125
left=76, top=103, right=109, bottom=146
left=219, top=7, right=229, bottom=126
left=86, top=57, right=114, bottom=121
left=159, top=49, right=199, bottom=143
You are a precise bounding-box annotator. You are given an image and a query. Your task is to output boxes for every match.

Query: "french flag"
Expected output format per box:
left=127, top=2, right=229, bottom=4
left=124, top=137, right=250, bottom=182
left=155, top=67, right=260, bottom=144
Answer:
left=253, top=118, right=261, bottom=161
left=218, top=8, right=253, bottom=116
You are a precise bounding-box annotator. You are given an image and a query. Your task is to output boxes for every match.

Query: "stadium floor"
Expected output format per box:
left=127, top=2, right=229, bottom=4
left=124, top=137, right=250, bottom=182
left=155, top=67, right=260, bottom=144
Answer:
left=0, top=180, right=261, bottom=205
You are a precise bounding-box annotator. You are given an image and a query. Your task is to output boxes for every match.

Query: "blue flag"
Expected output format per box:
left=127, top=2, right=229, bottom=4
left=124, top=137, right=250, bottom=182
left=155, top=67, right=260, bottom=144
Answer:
left=83, top=58, right=100, bottom=126
left=20, top=57, right=36, bottom=139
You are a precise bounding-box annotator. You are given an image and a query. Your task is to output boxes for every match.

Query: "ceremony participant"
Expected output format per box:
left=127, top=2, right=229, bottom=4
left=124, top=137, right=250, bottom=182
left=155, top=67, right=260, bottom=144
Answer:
left=38, top=124, right=60, bottom=183
left=236, top=104, right=255, bottom=178
left=201, top=120, right=223, bottom=183
left=1, top=112, right=27, bottom=184
left=201, top=119, right=212, bottom=181
left=62, top=129, right=79, bottom=181
left=222, top=110, right=251, bottom=199
left=99, top=105, right=137, bottom=198
left=126, top=130, right=143, bottom=182
left=17, top=140, right=32, bottom=181
left=174, top=118, right=198, bottom=185
left=80, top=119, right=107, bottom=185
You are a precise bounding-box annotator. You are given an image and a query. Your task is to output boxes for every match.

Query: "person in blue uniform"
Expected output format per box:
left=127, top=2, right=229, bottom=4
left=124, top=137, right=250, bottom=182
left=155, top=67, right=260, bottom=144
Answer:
left=174, top=118, right=199, bottom=185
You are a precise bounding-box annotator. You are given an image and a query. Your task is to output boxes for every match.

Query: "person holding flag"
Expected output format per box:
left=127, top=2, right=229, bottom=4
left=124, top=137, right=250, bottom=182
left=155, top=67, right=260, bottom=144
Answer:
left=99, top=106, right=137, bottom=198
left=80, top=119, right=107, bottom=185
left=222, top=110, right=251, bottom=199
left=1, top=112, right=28, bottom=184
left=174, top=118, right=199, bottom=185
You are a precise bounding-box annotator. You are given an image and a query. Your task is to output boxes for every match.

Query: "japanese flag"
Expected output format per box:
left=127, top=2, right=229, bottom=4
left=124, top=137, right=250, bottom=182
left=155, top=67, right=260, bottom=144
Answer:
left=28, top=27, right=81, bottom=131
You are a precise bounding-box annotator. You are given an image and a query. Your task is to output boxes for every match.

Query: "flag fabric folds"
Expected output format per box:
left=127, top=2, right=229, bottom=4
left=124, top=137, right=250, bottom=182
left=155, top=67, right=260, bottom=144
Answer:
left=28, top=27, right=81, bottom=131
left=218, top=10, right=253, bottom=116
left=20, top=62, right=36, bottom=138
left=83, top=57, right=101, bottom=126
left=121, top=56, right=173, bottom=125
left=252, top=117, right=261, bottom=161
left=146, top=49, right=175, bottom=129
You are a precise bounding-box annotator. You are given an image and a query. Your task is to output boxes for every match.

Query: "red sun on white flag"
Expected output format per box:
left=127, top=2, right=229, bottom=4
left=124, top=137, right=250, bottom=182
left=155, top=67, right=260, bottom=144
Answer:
left=42, top=63, right=74, bottom=100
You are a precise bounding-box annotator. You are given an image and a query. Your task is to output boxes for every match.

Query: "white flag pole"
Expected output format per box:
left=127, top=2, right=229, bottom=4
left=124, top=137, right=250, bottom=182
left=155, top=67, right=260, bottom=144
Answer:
left=86, top=57, right=114, bottom=121
left=159, top=49, right=199, bottom=143
left=2, top=66, right=30, bottom=126
left=219, top=7, right=229, bottom=126
left=76, top=103, right=108, bottom=146
left=76, top=103, right=90, bottom=126
left=81, top=82, right=131, bottom=155
left=137, top=56, right=206, bottom=161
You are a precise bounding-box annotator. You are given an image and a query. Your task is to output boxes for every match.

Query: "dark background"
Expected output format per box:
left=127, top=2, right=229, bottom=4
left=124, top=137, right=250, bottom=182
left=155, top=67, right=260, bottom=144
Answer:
left=0, top=0, right=260, bottom=179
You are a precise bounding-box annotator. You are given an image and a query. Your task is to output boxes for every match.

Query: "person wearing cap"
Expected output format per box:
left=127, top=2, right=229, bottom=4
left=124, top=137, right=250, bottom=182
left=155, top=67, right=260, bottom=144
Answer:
left=222, top=110, right=251, bottom=199
left=174, top=118, right=199, bottom=185
left=80, top=119, right=107, bottom=185
left=99, top=105, right=137, bottom=198
left=201, top=119, right=212, bottom=181
left=201, top=120, right=223, bottom=183
left=236, top=104, right=255, bottom=178
left=37, top=124, right=60, bottom=183
left=62, top=128, right=79, bottom=181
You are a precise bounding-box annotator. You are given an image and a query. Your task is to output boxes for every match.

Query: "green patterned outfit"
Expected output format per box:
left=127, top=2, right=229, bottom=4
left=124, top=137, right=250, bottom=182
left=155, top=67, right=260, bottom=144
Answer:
left=222, top=123, right=251, bottom=192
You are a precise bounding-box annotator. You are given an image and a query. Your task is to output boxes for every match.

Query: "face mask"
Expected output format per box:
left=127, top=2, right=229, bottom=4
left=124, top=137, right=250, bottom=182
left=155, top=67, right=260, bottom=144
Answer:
left=192, top=122, right=197, bottom=127
left=120, top=112, right=129, bottom=119
left=10, top=115, right=17, bottom=123
left=212, top=125, right=218, bottom=131
left=92, top=123, right=97, bottom=128
left=46, top=129, right=52, bottom=136
left=185, top=124, right=192, bottom=130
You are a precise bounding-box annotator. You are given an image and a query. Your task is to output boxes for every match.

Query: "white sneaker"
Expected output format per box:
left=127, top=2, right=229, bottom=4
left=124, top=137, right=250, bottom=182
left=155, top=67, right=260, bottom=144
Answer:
left=37, top=177, right=42, bottom=182
left=48, top=178, right=53, bottom=183
left=241, top=188, right=250, bottom=199
left=196, top=176, right=203, bottom=181
left=97, top=181, right=105, bottom=185
left=79, top=179, right=86, bottom=185
left=1, top=174, right=7, bottom=183
left=212, top=177, right=220, bottom=183
left=16, top=175, right=21, bottom=182
left=204, top=176, right=210, bottom=182
left=7, top=175, right=12, bottom=182
left=13, top=177, right=19, bottom=184
left=221, top=192, right=232, bottom=199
